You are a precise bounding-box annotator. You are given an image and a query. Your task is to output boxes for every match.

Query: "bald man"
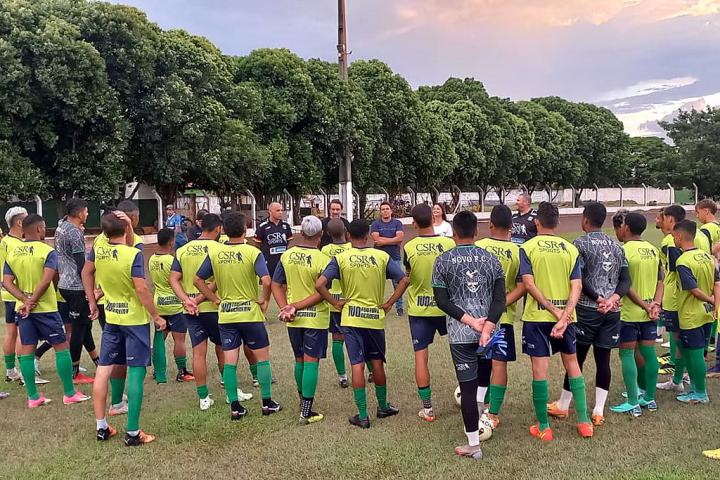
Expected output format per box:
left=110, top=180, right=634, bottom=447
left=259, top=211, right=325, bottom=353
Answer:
left=254, top=202, right=293, bottom=276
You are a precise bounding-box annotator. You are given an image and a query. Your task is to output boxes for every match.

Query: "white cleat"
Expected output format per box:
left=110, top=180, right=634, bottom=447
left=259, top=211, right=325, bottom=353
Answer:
left=226, top=389, right=253, bottom=403
left=109, top=400, right=129, bottom=417
left=5, top=367, right=21, bottom=382
left=34, top=358, right=42, bottom=376
left=656, top=379, right=685, bottom=393
left=200, top=396, right=215, bottom=411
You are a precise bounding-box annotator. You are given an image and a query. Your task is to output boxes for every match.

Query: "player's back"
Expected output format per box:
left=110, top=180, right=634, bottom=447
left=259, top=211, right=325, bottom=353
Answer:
left=149, top=253, right=182, bottom=315
left=335, top=247, right=390, bottom=308
left=404, top=235, right=455, bottom=317
left=174, top=239, right=218, bottom=312
left=279, top=246, right=330, bottom=328
left=677, top=248, right=716, bottom=329
left=621, top=240, right=660, bottom=322
left=700, top=222, right=720, bottom=246
left=476, top=237, right=520, bottom=324
left=321, top=242, right=351, bottom=311
left=573, top=231, right=625, bottom=309
left=93, top=242, right=147, bottom=325
left=0, top=234, right=24, bottom=303
left=5, top=240, right=57, bottom=313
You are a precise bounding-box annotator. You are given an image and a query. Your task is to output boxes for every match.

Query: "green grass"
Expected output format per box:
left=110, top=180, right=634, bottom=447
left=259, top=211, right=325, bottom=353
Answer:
left=0, top=229, right=717, bottom=480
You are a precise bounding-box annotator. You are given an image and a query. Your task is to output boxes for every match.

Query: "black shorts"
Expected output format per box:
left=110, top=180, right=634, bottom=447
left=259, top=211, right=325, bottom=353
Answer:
left=521, top=321, right=577, bottom=357
left=408, top=315, right=447, bottom=352
left=160, top=313, right=187, bottom=334
left=662, top=310, right=680, bottom=333
left=491, top=324, right=517, bottom=362
left=187, top=312, right=221, bottom=347
left=341, top=326, right=385, bottom=366
left=619, top=321, right=657, bottom=344
left=59, top=288, right=90, bottom=326
left=329, top=312, right=342, bottom=334
left=679, top=323, right=712, bottom=350
left=58, top=301, right=70, bottom=324
left=98, top=323, right=151, bottom=367
left=288, top=327, right=328, bottom=359
left=4, top=301, right=16, bottom=324
left=17, top=312, right=66, bottom=346
left=575, top=306, right=621, bottom=349
left=219, top=322, right=270, bottom=351
left=449, top=342, right=482, bottom=383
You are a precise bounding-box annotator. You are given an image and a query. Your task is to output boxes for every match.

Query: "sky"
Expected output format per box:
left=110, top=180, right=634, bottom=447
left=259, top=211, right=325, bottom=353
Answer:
left=113, top=0, right=720, bottom=137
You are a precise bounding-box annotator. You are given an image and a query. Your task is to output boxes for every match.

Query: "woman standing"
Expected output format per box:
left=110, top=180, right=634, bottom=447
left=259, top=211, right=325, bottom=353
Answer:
left=432, top=204, right=453, bottom=237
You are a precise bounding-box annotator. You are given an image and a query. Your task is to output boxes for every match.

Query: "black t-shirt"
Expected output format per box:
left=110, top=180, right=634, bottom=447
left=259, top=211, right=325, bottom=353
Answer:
left=255, top=218, right=293, bottom=273
left=511, top=209, right=538, bottom=245
left=319, top=217, right=350, bottom=249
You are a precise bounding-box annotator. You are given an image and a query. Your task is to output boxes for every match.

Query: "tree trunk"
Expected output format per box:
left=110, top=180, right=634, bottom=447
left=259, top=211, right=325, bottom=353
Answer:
left=293, top=194, right=302, bottom=225
left=358, top=189, right=368, bottom=220
left=430, top=189, right=439, bottom=205
left=451, top=189, right=460, bottom=211
left=574, top=188, right=584, bottom=208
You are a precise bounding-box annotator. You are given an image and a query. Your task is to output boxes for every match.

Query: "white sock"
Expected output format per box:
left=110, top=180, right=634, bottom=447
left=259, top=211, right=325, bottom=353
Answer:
left=96, top=418, right=108, bottom=430
left=465, top=430, right=480, bottom=447
left=594, top=387, right=608, bottom=416
left=476, top=386, right=487, bottom=403
left=557, top=389, right=573, bottom=410
left=127, top=429, right=139, bottom=437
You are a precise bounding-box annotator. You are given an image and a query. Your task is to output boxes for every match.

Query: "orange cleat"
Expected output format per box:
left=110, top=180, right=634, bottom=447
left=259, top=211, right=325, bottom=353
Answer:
left=546, top=401, right=569, bottom=419
left=529, top=423, right=554, bottom=441
left=577, top=422, right=594, bottom=438
left=591, top=414, right=605, bottom=427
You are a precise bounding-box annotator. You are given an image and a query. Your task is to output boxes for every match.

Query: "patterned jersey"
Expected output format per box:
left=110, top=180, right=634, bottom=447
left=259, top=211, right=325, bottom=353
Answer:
left=573, top=232, right=626, bottom=309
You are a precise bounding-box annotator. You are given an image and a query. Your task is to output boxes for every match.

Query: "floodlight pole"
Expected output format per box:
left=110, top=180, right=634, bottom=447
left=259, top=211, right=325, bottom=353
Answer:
left=337, top=0, right=353, bottom=220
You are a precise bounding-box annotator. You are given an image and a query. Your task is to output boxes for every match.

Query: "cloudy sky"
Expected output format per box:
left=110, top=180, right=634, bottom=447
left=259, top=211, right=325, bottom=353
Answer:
left=114, top=0, right=720, bottom=137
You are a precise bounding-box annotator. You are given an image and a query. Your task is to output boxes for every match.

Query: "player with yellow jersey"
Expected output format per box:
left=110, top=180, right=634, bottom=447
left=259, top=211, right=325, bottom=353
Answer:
left=403, top=204, right=455, bottom=423
left=695, top=198, right=720, bottom=357
left=2, top=206, right=27, bottom=382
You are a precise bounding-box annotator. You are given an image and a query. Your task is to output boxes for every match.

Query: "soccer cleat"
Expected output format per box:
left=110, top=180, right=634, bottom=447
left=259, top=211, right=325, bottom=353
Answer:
left=610, top=402, right=641, bottom=417
left=349, top=414, right=370, bottom=429
left=702, top=448, right=720, bottom=460
left=109, top=400, right=129, bottom=416
left=96, top=425, right=117, bottom=441
left=707, top=364, right=720, bottom=378
left=176, top=370, right=194, bottom=383
left=299, top=411, right=324, bottom=425
left=396, top=309, right=404, bottom=317
left=262, top=399, right=282, bottom=416
left=338, top=376, right=349, bottom=389
left=377, top=404, right=400, bottom=418
left=621, top=389, right=645, bottom=399
left=657, top=379, right=684, bottom=393
left=5, top=367, right=21, bottom=382
left=124, top=430, right=156, bottom=447
left=231, top=404, right=248, bottom=421
left=660, top=341, right=670, bottom=348
left=63, top=391, right=91, bottom=405
left=658, top=366, right=675, bottom=375
left=657, top=356, right=672, bottom=366
left=28, top=395, right=51, bottom=409
left=33, top=376, right=50, bottom=385
left=677, top=392, right=709, bottom=404
left=639, top=398, right=658, bottom=412
left=480, top=412, right=500, bottom=429
left=591, top=414, right=604, bottom=427
left=529, top=423, right=554, bottom=441
left=225, top=389, right=253, bottom=404
left=418, top=408, right=435, bottom=422
left=34, top=358, right=41, bottom=376
left=454, top=444, right=483, bottom=459
left=252, top=378, right=259, bottom=388
left=199, top=396, right=215, bottom=411
left=546, top=401, right=569, bottom=419
left=577, top=422, right=594, bottom=438
left=0, top=392, right=9, bottom=399
left=72, top=372, right=94, bottom=384
left=367, top=372, right=374, bottom=384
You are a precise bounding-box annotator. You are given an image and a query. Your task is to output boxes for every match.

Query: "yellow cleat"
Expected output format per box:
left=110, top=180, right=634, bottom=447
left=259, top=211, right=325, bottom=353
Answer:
left=546, top=401, right=569, bottom=419
left=703, top=448, right=720, bottom=460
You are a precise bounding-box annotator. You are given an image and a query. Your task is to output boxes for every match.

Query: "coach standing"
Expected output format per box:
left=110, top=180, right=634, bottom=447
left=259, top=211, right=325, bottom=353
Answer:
left=320, top=200, right=350, bottom=249
left=255, top=202, right=293, bottom=277
left=371, top=201, right=405, bottom=316
left=511, top=193, right=538, bottom=245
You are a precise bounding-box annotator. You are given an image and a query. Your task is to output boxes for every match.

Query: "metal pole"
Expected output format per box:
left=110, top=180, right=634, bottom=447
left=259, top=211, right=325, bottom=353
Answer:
left=617, top=184, right=624, bottom=208
left=245, top=189, right=257, bottom=230
left=406, top=186, right=417, bottom=207
left=667, top=183, right=674, bottom=205
left=593, top=183, right=599, bottom=203
left=151, top=189, right=163, bottom=229
left=337, top=0, right=353, bottom=221
left=34, top=195, right=42, bottom=216
left=641, top=183, right=648, bottom=206
left=693, top=183, right=699, bottom=204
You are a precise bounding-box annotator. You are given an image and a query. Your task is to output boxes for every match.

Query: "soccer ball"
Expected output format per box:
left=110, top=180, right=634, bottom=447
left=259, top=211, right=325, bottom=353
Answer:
left=478, top=416, right=494, bottom=442
left=454, top=386, right=462, bottom=406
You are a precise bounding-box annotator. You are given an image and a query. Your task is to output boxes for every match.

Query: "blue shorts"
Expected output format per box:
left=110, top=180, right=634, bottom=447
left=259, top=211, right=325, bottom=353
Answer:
left=160, top=313, right=187, bottom=334
left=4, top=302, right=16, bottom=324
left=218, top=322, right=270, bottom=351
left=187, top=312, right=221, bottom=347
left=58, top=301, right=70, bottom=324
left=619, top=321, right=657, bottom=343
left=341, top=326, right=385, bottom=366
left=492, top=324, right=517, bottom=362
left=409, top=315, right=447, bottom=352
left=18, top=312, right=66, bottom=346
left=329, top=312, right=342, bottom=334
left=288, top=327, right=328, bottom=359
left=521, top=321, right=577, bottom=357
left=98, top=323, right=151, bottom=367
left=679, top=323, right=712, bottom=350
left=662, top=310, right=679, bottom=333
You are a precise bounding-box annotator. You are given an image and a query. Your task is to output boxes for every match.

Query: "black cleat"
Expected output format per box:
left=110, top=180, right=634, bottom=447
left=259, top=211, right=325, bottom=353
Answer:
left=124, top=430, right=156, bottom=446
left=339, top=377, right=349, bottom=389
left=262, top=399, right=282, bottom=416
left=231, top=403, right=248, bottom=421
left=367, top=372, right=374, bottom=384
left=96, top=426, right=117, bottom=441
left=377, top=404, right=400, bottom=419
left=349, top=414, right=370, bottom=429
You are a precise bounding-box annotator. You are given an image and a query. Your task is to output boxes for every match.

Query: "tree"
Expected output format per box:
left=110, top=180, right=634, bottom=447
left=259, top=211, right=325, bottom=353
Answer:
left=627, top=136, right=675, bottom=185
left=0, top=141, right=45, bottom=200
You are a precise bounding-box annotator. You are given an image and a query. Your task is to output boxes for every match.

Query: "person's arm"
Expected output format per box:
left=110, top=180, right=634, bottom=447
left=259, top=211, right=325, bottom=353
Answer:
left=519, top=249, right=562, bottom=321
left=506, top=281, right=526, bottom=307
left=431, top=259, right=484, bottom=331
left=254, top=253, right=271, bottom=313
left=169, top=256, right=199, bottom=315
left=20, top=252, right=59, bottom=316
left=557, top=257, right=583, bottom=327
left=480, top=278, right=509, bottom=345
left=193, top=256, right=220, bottom=306
left=678, top=264, right=714, bottom=303
left=130, top=253, right=165, bottom=330
left=599, top=263, right=631, bottom=314
left=380, top=260, right=409, bottom=312
left=382, top=221, right=404, bottom=246
left=2, top=267, right=29, bottom=306
left=270, top=262, right=289, bottom=310
left=315, top=258, right=344, bottom=310
left=370, top=221, right=385, bottom=246
left=81, top=253, right=99, bottom=320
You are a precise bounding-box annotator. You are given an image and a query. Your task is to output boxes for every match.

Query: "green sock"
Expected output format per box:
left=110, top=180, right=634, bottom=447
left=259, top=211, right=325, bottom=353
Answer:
left=619, top=348, right=639, bottom=406
left=669, top=334, right=677, bottom=366
left=672, top=344, right=686, bottom=385
left=332, top=340, right=346, bottom=376
left=687, top=347, right=707, bottom=395
left=301, top=361, right=319, bottom=399
left=196, top=384, right=209, bottom=399
left=152, top=330, right=167, bottom=382
left=569, top=376, right=590, bottom=423
left=54, top=349, right=76, bottom=397
left=224, top=364, right=238, bottom=403
left=639, top=344, right=659, bottom=401
left=375, top=383, right=388, bottom=409
left=249, top=363, right=258, bottom=380
left=110, top=377, right=126, bottom=405
left=418, top=386, right=431, bottom=405
left=294, top=361, right=304, bottom=395
left=257, top=360, right=272, bottom=400
left=488, top=384, right=507, bottom=415
left=711, top=319, right=718, bottom=342
left=19, top=354, right=39, bottom=400
left=531, top=380, right=549, bottom=430
left=365, top=360, right=373, bottom=373
left=175, top=355, right=187, bottom=372
left=126, top=366, right=146, bottom=432
left=353, top=387, right=368, bottom=419
left=4, top=353, right=15, bottom=370
left=637, top=359, right=647, bottom=391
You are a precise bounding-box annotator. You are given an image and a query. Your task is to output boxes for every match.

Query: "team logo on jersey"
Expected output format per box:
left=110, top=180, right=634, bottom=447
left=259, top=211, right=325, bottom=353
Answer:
left=266, top=232, right=287, bottom=245
left=484, top=245, right=513, bottom=260
left=415, top=243, right=445, bottom=254
left=288, top=251, right=313, bottom=266
left=217, top=250, right=243, bottom=264
left=186, top=244, right=209, bottom=256
left=96, top=246, right=119, bottom=261
left=349, top=254, right=378, bottom=268
left=12, top=245, right=35, bottom=256
left=537, top=239, right=569, bottom=254
left=465, top=269, right=481, bottom=293
left=602, top=251, right=613, bottom=272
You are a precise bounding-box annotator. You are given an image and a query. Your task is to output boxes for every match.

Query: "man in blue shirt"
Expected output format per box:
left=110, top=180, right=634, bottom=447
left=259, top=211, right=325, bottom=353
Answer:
left=371, top=202, right=405, bottom=316
left=165, top=205, right=188, bottom=249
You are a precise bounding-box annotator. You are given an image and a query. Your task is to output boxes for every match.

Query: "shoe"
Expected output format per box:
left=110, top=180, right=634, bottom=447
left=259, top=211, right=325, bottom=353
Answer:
left=252, top=378, right=259, bottom=388
left=199, top=396, right=214, bottom=411
left=639, top=398, right=658, bottom=411
left=176, top=370, right=194, bottom=383
left=677, top=392, right=709, bottom=404
left=658, top=356, right=672, bottom=366
left=79, top=366, right=87, bottom=373
left=610, top=402, right=641, bottom=417
left=377, top=404, right=400, bottom=418
left=73, top=372, right=94, bottom=384
left=454, top=444, right=483, bottom=459
left=657, top=379, right=684, bottom=393
left=655, top=336, right=663, bottom=344
left=661, top=341, right=670, bottom=348
left=349, top=414, right=370, bottom=429
left=480, top=412, right=500, bottom=429
left=707, top=364, right=720, bottom=378
left=5, top=368, right=21, bottom=382
left=34, top=358, right=41, bottom=376
left=63, top=391, right=91, bottom=405
left=702, top=447, right=720, bottom=460
left=34, top=376, right=50, bottom=385
left=621, top=389, right=645, bottom=399
left=262, top=399, right=282, bottom=416
left=591, top=414, right=605, bottom=427
left=109, top=400, right=128, bottom=416
left=231, top=403, right=248, bottom=421
left=272, top=376, right=277, bottom=384
left=546, top=401, right=569, bottom=419
left=577, top=422, right=594, bottom=438
left=367, top=372, right=374, bottom=384
left=0, top=392, right=8, bottom=399
left=299, top=411, right=324, bottom=425
left=529, top=423, right=554, bottom=441
left=28, top=394, right=51, bottom=409
left=96, top=425, right=117, bottom=441
left=338, top=376, right=349, bottom=388
left=418, top=408, right=435, bottom=422
left=396, top=309, right=404, bottom=316
left=124, top=430, right=156, bottom=446
left=658, top=366, right=675, bottom=375
left=225, top=389, right=253, bottom=403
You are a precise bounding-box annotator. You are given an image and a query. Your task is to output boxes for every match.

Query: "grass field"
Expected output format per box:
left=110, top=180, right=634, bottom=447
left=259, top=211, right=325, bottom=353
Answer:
left=1, top=227, right=718, bottom=480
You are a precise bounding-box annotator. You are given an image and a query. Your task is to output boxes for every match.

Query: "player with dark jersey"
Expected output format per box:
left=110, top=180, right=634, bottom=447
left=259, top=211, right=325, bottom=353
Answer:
left=254, top=202, right=293, bottom=276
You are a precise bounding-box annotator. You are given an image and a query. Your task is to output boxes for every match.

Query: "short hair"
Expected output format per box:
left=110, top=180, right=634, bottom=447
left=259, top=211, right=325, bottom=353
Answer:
left=329, top=199, right=343, bottom=209
left=663, top=205, right=686, bottom=223
left=624, top=212, right=647, bottom=235
left=5, top=206, right=27, bottom=230
left=157, top=228, right=175, bottom=247
left=611, top=209, right=628, bottom=230
left=535, top=202, right=559, bottom=229
left=490, top=205, right=512, bottom=230
left=379, top=201, right=392, bottom=210
left=101, top=212, right=126, bottom=238
left=452, top=211, right=477, bottom=238
left=117, top=200, right=139, bottom=214
left=518, top=193, right=532, bottom=204
left=347, top=219, right=369, bottom=240
left=411, top=204, right=433, bottom=229
left=201, top=213, right=222, bottom=233
left=327, top=218, right=346, bottom=240
left=674, top=219, right=697, bottom=239
left=66, top=198, right=88, bottom=217
left=22, top=214, right=44, bottom=230
left=696, top=199, right=717, bottom=215
left=222, top=211, right=246, bottom=237
left=583, top=202, right=607, bottom=228
left=196, top=209, right=209, bottom=222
